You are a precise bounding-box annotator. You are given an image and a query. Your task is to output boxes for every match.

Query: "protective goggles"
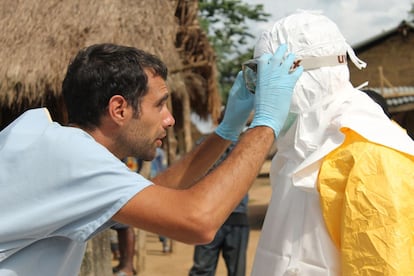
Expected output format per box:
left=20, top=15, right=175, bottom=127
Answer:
left=242, top=54, right=347, bottom=93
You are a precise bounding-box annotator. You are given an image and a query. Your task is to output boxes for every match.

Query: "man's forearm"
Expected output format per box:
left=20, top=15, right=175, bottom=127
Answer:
left=153, top=133, right=232, bottom=189
left=133, top=126, right=275, bottom=244
left=188, top=126, right=274, bottom=230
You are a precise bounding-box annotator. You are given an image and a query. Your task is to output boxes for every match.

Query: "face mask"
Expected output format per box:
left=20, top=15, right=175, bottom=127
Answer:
left=241, top=54, right=348, bottom=94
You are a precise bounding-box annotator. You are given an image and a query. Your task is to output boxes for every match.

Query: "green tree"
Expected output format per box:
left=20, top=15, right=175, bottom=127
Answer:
left=409, top=2, right=414, bottom=20
left=198, top=0, right=270, bottom=102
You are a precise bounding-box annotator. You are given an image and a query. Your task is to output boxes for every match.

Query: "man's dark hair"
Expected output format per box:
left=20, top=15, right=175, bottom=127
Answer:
left=361, top=89, right=391, bottom=119
left=62, top=43, right=168, bottom=128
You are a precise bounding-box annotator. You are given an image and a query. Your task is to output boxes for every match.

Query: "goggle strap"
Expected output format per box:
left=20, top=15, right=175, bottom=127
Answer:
left=291, top=54, right=348, bottom=71
left=346, top=45, right=367, bottom=70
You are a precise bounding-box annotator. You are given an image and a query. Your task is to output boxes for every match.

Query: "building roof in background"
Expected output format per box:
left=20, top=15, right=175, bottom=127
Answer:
left=352, top=20, right=414, bottom=53
left=365, top=86, right=414, bottom=113
left=352, top=19, right=414, bottom=113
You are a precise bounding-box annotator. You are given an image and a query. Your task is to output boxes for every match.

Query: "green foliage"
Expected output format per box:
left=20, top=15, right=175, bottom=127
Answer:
left=198, top=0, right=270, bottom=103
left=409, top=2, right=414, bottom=19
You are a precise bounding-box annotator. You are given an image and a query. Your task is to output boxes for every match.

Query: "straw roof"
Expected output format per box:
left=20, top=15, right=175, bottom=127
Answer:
left=0, top=0, right=221, bottom=130
left=174, top=0, right=221, bottom=122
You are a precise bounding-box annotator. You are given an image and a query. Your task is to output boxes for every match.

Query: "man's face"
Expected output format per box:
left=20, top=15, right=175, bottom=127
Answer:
left=120, top=72, right=175, bottom=161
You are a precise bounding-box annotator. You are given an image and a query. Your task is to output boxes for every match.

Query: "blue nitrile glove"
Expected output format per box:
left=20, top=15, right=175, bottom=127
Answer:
left=215, top=71, right=254, bottom=141
left=249, top=44, right=303, bottom=138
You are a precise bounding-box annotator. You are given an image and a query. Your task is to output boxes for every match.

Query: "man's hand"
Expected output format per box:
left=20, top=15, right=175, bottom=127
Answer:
left=249, top=44, right=303, bottom=137
left=215, top=71, right=254, bottom=141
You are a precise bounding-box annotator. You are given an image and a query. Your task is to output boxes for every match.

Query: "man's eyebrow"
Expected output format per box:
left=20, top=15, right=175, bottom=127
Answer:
left=156, top=93, right=169, bottom=105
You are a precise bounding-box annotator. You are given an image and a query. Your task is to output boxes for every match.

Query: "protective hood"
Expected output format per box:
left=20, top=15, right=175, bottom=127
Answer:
left=251, top=10, right=414, bottom=276
left=254, top=9, right=366, bottom=114
left=253, top=10, right=414, bottom=190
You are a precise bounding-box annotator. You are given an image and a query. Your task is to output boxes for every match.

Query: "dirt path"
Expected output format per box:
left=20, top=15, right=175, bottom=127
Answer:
left=139, top=162, right=272, bottom=276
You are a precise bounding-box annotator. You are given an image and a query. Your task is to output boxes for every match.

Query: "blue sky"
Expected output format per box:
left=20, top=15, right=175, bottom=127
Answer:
left=245, top=0, right=413, bottom=46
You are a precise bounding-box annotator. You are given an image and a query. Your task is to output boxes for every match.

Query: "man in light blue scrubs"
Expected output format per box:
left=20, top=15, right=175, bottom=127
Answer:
left=0, top=43, right=302, bottom=275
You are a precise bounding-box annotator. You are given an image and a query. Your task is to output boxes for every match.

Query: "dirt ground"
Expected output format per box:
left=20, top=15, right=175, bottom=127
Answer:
left=137, top=161, right=272, bottom=276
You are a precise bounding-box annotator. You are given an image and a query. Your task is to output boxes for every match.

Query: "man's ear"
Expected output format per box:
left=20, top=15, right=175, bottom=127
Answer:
left=107, top=95, right=129, bottom=125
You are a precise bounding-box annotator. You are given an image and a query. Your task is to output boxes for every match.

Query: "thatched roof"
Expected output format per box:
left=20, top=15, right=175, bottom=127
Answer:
left=0, top=0, right=221, bottom=130
left=174, top=0, right=221, bottom=122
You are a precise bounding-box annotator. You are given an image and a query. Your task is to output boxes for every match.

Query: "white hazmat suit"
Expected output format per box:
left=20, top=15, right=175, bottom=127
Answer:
left=251, top=10, right=414, bottom=276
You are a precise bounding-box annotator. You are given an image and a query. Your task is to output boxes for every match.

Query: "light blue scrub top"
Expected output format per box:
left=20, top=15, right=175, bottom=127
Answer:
left=0, top=108, right=152, bottom=275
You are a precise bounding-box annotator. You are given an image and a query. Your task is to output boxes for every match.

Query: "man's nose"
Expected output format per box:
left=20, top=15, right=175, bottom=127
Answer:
left=163, top=110, right=175, bottom=128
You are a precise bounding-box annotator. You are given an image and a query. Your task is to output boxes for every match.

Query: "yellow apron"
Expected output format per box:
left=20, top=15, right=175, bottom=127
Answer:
left=319, top=129, right=414, bottom=275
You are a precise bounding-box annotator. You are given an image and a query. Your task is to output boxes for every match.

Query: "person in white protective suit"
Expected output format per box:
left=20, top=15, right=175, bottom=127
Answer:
left=245, top=10, right=414, bottom=276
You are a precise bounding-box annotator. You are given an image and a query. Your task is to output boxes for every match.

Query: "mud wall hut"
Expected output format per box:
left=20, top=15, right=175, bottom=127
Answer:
left=349, top=20, right=414, bottom=138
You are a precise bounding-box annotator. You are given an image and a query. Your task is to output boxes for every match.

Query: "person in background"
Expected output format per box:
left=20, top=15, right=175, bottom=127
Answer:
left=111, top=157, right=142, bottom=276
left=249, top=10, right=414, bottom=276
left=111, top=224, right=136, bottom=276
left=360, top=89, right=414, bottom=141
left=189, top=141, right=249, bottom=276
left=360, top=89, right=392, bottom=118
left=149, top=148, right=171, bottom=253
left=0, top=43, right=302, bottom=275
